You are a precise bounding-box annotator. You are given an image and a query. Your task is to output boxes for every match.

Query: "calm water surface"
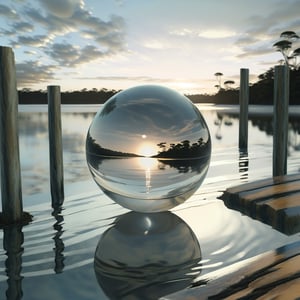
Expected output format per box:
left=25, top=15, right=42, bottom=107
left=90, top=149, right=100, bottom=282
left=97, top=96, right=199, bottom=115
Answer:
left=0, top=104, right=300, bottom=299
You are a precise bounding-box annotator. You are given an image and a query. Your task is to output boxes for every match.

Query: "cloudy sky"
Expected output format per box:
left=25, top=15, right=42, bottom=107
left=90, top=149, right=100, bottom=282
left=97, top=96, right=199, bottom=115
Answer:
left=1, top=0, right=300, bottom=94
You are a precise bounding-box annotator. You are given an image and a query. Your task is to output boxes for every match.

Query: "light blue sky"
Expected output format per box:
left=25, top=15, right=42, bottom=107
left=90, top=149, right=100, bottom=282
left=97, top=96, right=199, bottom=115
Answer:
left=0, top=0, right=299, bottom=94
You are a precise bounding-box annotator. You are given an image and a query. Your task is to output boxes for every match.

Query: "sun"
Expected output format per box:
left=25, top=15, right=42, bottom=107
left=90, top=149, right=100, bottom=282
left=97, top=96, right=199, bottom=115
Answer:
left=138, top=143, right=157, bottom=157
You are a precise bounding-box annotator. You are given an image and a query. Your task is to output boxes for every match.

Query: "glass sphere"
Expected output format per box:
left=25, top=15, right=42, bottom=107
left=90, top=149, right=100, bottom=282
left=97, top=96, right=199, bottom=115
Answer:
left=86, top=85, right=211, bottom=212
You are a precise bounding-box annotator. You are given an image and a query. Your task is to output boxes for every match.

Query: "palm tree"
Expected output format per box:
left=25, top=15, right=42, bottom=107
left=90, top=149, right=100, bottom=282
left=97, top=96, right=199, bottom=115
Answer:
left=224, top=80, right=235, bottom=90
left=280, top=31, right=299, bottom=40
left=291, top=47, right=300, bottom=70
left=273, top=40, right=292, bottom=65
left=273, top=31, right=300, bottom=69
left=214, top=72, right=223, bottom=90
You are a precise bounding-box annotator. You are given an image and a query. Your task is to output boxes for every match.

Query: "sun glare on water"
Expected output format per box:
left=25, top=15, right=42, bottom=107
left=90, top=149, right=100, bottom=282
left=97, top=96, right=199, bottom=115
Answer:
left=137, top=134, right=158, bottom=157
left=138, top=143, right=157, bottom=157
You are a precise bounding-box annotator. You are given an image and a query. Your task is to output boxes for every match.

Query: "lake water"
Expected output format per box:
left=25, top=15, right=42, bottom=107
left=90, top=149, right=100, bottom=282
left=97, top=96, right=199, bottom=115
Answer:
left=0, top=104, right=300, bottom=299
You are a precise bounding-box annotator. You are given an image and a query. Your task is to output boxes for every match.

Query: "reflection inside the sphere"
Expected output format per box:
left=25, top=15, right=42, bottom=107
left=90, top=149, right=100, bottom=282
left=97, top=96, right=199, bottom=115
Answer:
left=87, top=87, right=211, bottom=159
left=94, top=211, right=202, bottom=300
left=87, top=154, right=209, bottom=212
left=137, top=157, right=157, bottom=193
left=138, top=135, right=158, bottom=157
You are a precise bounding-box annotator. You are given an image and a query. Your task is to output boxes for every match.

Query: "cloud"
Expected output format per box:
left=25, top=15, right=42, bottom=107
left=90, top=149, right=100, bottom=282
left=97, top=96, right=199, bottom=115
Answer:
left=237, top=45, right=272, bottom=59
left=0, top=4, right=18, bottom=19
left=37, top=0, right=83, bottom=18
left=143, top=40, right=167, bottom=50
left=3, top=0, right=127, bottom=87
left=0, top=20, right=33, bottom=38
left=12, top=34, right=52, bottom=47
left=169, top=28, right=193, bottom=37
left=234, top=0, right=300, bottom=59
left=13, top=21, right=34, bottom=33
left=45, top=43, right=115, bottom=67
left=198, top=29, right=236, bottom=39
left=22, top=5, right=126, bottom=46
left=78, top=75, right=200, bottom=86
left=23, top=7, right=77, bottom=35
left=0, top=29, right=16, bottom=37
left=24, top=50, right=37, bottom=55
left=73, top=11, right=126, bottom=50
left=79, top=44, right=108, bottom=61
left=170, top=27, right=236, bottom=39
left=78, top=75, right=171, bottom=82
left=16, top=61, right=57, bottom=86
left=3, top=2, right=126, bottom=54
left=20, top=4, right=126, bottom=55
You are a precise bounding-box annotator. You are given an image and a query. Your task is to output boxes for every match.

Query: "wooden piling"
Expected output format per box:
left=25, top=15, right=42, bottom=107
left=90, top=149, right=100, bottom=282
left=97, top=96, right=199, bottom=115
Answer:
left=239, top=68, right=249, bottom=150
left=0, top=46, right=23, bottom=223
left=273, top=65, right=289, bottom=177
left=48, top=85, right=64, bottom=208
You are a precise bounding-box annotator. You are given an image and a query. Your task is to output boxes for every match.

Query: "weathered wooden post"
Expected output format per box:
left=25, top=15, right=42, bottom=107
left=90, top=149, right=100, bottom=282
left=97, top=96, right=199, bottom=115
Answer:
left=0, top=46, right=23, bottom=223
left=48, top=85, right=64, bottom=208
left=239, top=68, right=249, bottom=150
left=273, top=65, right=289, bottom=177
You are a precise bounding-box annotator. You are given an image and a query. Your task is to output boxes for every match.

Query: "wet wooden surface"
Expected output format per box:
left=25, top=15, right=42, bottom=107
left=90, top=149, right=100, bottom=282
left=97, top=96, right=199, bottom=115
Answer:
left=219, top=173, right=300, bottom=235
left=163, top=174, right=300, bottom=299
left=164, top=240, right=300, bottom=299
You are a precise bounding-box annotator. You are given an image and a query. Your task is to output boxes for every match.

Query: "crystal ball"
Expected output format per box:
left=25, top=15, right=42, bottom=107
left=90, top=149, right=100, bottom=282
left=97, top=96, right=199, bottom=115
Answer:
left=86, top=85, right=211, bottom=212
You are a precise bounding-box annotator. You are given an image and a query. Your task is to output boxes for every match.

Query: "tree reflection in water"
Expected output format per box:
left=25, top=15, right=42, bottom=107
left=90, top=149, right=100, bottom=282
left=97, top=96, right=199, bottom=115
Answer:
left=86, top=153, right=210, bottom=212
left=213, top=112, right=300, bottom=152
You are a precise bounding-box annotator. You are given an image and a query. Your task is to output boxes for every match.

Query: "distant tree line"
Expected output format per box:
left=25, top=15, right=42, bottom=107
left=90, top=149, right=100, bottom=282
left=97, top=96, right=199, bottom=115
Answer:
left=190, top=68, right=300, bottom=105
left=154, top=138, right=209, bottom=159
left=18, top=88, right=120, bottom=104
left=18, top=68, right=300, bottom=105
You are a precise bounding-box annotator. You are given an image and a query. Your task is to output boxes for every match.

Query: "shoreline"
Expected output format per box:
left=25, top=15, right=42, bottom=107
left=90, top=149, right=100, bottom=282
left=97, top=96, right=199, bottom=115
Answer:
left=18, top=103, right=300, bottom=116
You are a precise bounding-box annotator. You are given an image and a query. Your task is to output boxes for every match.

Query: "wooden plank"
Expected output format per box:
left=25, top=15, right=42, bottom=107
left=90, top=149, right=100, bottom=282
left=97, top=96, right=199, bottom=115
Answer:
left=219, top=174, right=300, bottom=235
left=165, top=240, right=300, bottom=299
left=224, top=173, right=300, bottom=195
left=278, top=207, right=300, bottom=235
left=258, top=192, right=300, bottom=211
left=255, top=192, right=300, bottom=227
left=240, top=180, right=300, bottom=202
left=239, top=181, right=300, bottom=216
left=257, top=278, right=300, bottom=300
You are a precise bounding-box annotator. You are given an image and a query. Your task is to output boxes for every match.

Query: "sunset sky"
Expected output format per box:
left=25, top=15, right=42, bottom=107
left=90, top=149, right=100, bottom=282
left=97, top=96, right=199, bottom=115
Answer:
left=1, top=0, right=300, bottom=94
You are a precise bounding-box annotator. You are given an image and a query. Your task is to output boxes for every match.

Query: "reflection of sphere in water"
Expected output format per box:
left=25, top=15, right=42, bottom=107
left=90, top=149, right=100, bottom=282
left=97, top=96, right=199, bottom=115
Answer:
left=86, top=85, right=211, bottom=212
left=94, top=211, right=201, bottom=299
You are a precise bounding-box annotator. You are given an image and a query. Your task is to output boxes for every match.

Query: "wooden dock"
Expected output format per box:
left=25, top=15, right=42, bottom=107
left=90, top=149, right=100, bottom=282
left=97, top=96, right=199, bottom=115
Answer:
left=165, top=65, right=293, bottom=299
left=165, top=240, right=300, bottom=299
left=166, top=174, right=300, bottom=299
left=219, top=173, right=300, bottom=235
